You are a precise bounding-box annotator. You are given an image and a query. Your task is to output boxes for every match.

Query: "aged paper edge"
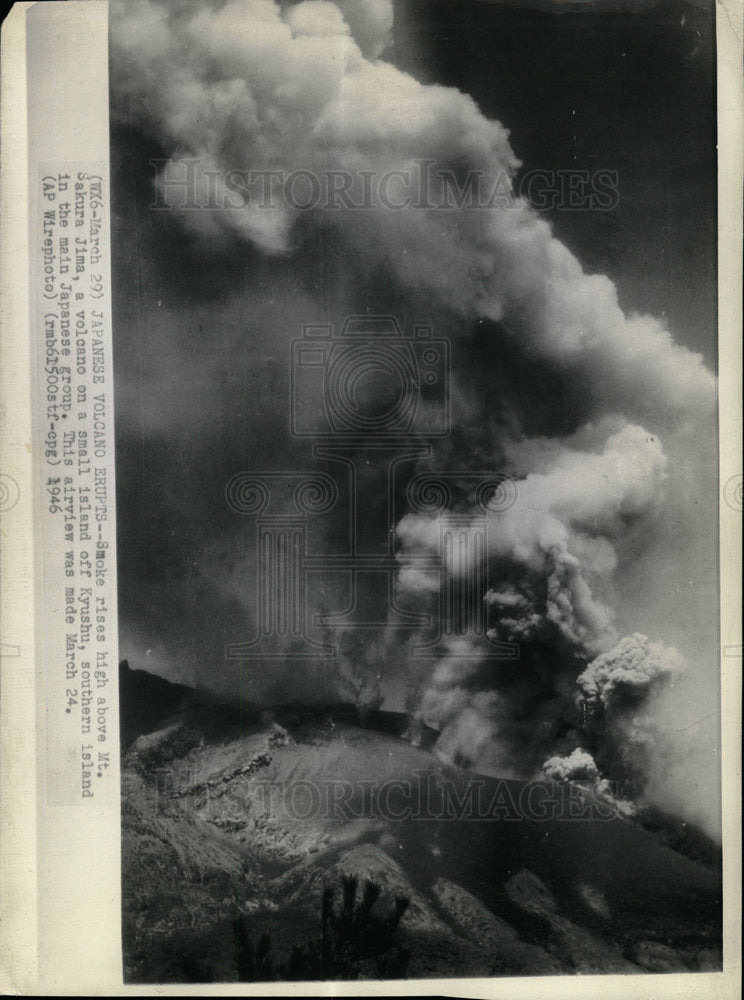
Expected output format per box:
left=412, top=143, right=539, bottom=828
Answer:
left=1, top=3, right=38, bottom=995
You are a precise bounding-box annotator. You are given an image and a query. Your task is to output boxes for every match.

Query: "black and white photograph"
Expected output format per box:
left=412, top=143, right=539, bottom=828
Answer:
left=1, top=0, right=739, bottom=993
left=109, top=0, right=724, bottom=984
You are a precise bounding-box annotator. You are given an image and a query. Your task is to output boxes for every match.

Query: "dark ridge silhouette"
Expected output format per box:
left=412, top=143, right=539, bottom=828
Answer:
left=119, top=659, right=195, bottom=750
left=119, top=660, right=440, bottom=751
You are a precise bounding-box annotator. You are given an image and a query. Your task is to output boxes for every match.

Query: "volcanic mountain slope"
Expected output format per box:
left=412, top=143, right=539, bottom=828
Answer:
left=120, top=664, right=722, bottom=983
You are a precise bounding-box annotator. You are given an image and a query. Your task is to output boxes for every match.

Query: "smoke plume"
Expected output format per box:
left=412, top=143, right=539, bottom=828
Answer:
left=110, top=0, right=719, bottom=835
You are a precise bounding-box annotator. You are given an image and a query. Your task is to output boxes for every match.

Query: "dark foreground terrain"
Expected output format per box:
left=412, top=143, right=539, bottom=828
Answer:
left=120, top=662, right=722, bottom=983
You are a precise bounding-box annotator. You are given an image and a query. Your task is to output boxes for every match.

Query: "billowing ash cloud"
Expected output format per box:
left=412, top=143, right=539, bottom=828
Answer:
left=577, top=632, right=685, bottom=711
left=545, top=634, right=686, bottom=801
left=112, top=0, right=713, bottom=425
left=543, top=748, right=599, bottom=784
left=110, top=0, right=719, bottom=834
left=395, top=426, right=680, bottom=797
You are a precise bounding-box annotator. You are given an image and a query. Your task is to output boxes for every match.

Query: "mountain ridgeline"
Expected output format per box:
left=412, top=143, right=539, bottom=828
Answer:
left=119, top=662, right=722, bottom=983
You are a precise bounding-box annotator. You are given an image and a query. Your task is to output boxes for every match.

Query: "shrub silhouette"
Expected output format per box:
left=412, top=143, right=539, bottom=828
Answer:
left=232, top=918, right=275, bottom=982
left=234, top=875, right=410, bottom=981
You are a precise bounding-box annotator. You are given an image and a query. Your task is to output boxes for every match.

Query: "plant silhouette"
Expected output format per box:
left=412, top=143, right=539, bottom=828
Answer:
left=234, top=875, right=410, bottom=981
